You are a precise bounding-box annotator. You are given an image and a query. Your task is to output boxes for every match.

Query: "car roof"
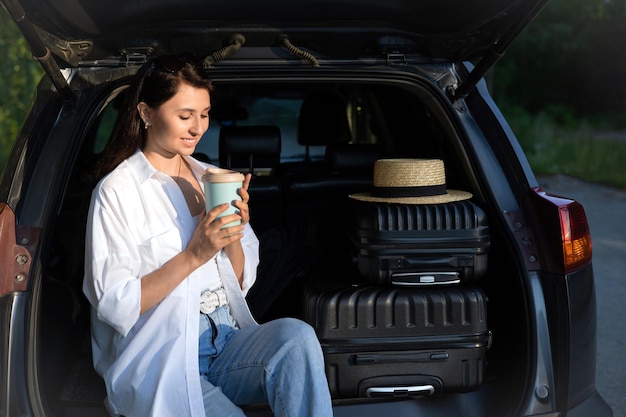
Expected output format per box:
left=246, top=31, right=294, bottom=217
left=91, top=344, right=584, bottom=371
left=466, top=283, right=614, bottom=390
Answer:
left=3, top=0, right=549, bottom=66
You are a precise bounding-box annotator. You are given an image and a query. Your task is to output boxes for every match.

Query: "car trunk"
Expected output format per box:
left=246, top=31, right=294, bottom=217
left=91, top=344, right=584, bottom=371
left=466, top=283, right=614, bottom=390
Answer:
left=19, top=60, right=533, bottom=416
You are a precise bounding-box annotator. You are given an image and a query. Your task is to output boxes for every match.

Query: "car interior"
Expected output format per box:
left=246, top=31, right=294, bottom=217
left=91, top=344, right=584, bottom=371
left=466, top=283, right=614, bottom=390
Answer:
left=38, top=78, right=529, bottom=416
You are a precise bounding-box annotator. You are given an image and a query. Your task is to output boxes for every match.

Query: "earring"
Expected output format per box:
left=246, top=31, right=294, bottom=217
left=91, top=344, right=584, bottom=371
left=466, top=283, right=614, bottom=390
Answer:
left=144, top=122, right=151, bottom=129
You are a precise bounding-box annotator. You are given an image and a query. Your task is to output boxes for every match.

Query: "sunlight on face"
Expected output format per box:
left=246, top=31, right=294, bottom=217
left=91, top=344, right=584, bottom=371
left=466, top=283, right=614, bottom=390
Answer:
left=145, top=83, right=211, bottom=158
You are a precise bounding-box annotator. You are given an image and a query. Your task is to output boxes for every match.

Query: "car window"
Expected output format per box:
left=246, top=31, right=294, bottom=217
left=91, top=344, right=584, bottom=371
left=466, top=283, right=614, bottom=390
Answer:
left=92, top=101, right=121, bottom=154
left=88, top=83, right=442, bottom=170
left=196, top=96, right=329, bottom=164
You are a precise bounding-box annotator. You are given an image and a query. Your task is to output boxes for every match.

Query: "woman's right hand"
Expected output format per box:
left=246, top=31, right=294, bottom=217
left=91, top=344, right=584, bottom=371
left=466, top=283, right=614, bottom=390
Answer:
left=139, top=203, right=245, bottom=314
left=185, top=203, right=245, bottom=268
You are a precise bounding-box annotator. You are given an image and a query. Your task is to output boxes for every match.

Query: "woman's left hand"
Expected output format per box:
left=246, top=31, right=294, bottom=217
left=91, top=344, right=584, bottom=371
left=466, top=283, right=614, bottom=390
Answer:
left=234, top=173, right=252, bottom=225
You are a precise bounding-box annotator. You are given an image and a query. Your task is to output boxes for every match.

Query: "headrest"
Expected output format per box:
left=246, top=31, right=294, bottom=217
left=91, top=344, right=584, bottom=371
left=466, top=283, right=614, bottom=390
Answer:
left=326, top=143, right=381, bottom=174
left=219, top=125, right=281, bottom=172
left=298, top=93, right=351, bottom=146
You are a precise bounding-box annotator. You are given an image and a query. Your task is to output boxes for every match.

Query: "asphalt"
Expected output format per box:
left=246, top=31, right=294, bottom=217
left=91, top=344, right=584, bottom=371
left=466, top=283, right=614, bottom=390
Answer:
left=539, top=174, right=626, bottom=416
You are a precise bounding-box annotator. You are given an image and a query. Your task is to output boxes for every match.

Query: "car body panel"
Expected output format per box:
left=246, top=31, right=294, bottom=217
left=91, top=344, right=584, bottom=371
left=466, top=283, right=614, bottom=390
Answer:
left=2, top=0, right=549, bottom=102
left=4, top=0, right=547, bottom=63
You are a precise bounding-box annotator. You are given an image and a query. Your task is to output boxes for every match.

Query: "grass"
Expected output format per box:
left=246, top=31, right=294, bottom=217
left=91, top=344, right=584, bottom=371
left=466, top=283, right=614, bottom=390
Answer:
left=504, top=107, right=626, bottom=190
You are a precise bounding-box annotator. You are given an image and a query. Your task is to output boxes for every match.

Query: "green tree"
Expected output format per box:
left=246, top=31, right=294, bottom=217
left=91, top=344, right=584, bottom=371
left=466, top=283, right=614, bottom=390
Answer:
left=574, top=3, right=626, bottom=116
left=0, top=8, right=44, bottom=173
left=494, top=0, right=626, bottom=121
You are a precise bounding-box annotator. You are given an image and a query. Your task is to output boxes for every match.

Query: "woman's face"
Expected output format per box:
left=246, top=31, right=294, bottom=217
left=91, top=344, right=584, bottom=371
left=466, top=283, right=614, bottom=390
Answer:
left=139, top=82, right=211, bottom=158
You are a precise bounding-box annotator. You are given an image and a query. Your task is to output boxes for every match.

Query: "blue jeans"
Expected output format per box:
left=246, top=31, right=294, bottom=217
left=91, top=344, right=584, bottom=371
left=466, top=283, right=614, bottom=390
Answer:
left=199, top=306, right=333, bottom=417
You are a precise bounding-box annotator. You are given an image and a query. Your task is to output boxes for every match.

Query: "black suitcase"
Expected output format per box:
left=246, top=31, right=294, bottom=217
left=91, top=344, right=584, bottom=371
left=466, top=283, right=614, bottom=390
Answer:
left=350, top=199, right=490, bottom=285
left=303, top=281, right=490, bottom=399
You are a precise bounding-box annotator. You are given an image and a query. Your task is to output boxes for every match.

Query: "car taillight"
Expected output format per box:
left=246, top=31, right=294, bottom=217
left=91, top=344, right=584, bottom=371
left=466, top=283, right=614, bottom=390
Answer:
left=526, top=188, right=593, bottom=274
left=559, top=201, right=592, bottom=273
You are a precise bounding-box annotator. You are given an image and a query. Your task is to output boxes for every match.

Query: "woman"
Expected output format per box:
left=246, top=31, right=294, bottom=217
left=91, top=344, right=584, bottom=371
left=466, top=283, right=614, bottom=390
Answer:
left=82, top=54, right=333, bottom=417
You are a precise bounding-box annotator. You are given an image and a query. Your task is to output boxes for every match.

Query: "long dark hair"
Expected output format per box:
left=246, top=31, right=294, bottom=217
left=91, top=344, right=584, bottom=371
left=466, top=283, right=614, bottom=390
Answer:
left=93, top=54, right=213, bottom=181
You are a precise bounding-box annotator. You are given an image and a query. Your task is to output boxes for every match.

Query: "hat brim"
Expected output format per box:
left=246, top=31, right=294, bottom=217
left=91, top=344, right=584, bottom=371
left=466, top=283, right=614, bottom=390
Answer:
left=349, top=189, right=473, bottom=204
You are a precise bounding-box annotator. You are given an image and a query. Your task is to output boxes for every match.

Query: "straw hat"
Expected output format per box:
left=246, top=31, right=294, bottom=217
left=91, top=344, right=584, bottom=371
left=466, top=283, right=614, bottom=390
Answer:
left=349, top=158, right=472, bottom=204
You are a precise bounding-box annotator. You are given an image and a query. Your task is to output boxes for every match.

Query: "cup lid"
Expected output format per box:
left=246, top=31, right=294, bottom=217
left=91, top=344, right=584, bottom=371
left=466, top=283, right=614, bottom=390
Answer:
left=201, top=167, right=245, bottom=183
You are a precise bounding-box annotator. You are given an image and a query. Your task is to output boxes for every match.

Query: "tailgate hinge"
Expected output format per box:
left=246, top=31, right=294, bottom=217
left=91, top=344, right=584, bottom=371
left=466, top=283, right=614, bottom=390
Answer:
left=504, top=209, right=541, bottom=271
left=0, top=204, right=40, bottom=296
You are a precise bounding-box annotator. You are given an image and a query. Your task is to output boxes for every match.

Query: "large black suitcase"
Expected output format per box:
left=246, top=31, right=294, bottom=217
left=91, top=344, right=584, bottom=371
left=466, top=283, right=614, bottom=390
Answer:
left=350, top=199, right=490, bottom=285
left=303, top=281, right=491, bottom=399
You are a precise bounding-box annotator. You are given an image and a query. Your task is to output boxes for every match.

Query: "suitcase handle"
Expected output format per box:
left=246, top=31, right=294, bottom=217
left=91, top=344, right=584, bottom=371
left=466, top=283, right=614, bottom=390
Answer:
left=391, top=271, right=461, bottom=285
left=365, top=385, right=435, bottom=398
left=354, top=352, right=449, bottom=364
left=385, top=256, right=470, bottom=268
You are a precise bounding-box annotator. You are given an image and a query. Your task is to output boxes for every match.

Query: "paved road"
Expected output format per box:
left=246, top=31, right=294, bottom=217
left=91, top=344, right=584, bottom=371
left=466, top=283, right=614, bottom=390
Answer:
left=539, top=174, right=626, bottom=416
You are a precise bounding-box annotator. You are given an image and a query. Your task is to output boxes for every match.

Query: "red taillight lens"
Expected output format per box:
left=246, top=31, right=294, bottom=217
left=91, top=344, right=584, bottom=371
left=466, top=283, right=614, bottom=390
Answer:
left=527, top=189, right=593, bottom=274
left=559, top=202, right=592, bottom=273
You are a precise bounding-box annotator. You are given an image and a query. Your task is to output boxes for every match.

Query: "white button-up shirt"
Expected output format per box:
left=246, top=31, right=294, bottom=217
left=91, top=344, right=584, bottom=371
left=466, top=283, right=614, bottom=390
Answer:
left=83, top=150, right=259, bottom=417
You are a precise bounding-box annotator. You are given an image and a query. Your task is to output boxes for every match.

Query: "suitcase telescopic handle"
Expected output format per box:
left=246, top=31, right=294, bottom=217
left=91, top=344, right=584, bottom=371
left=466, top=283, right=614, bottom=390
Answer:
left=365, top=385, right=435, bottom=398
left=355, top=352, right=449, bottom=364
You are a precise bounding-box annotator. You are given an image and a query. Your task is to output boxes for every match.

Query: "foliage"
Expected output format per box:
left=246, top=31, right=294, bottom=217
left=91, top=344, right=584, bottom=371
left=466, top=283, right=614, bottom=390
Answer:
left=0, top=10, right=43, bottom=174
left=493, top=0, right=626, bottom=122
left=505, top=105, right=626, bottom=189
left=492, top=0, right=626, bottom=190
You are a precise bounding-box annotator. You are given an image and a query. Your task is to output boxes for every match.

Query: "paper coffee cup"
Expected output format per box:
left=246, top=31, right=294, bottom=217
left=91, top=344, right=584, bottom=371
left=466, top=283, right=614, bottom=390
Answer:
left=201, top=168, right=245, bottom=227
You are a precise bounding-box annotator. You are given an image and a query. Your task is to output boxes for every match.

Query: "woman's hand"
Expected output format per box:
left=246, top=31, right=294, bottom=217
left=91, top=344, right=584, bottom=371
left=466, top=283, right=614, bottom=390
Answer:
left=139, top=202, right=245, bottom=314
left=225, top=173, right=251, bottom=285
left=185, top=173, right=251, bottom=285
left=234, top=173, right=252, bottom=225
left=186, top=203, right=245, bottom=268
